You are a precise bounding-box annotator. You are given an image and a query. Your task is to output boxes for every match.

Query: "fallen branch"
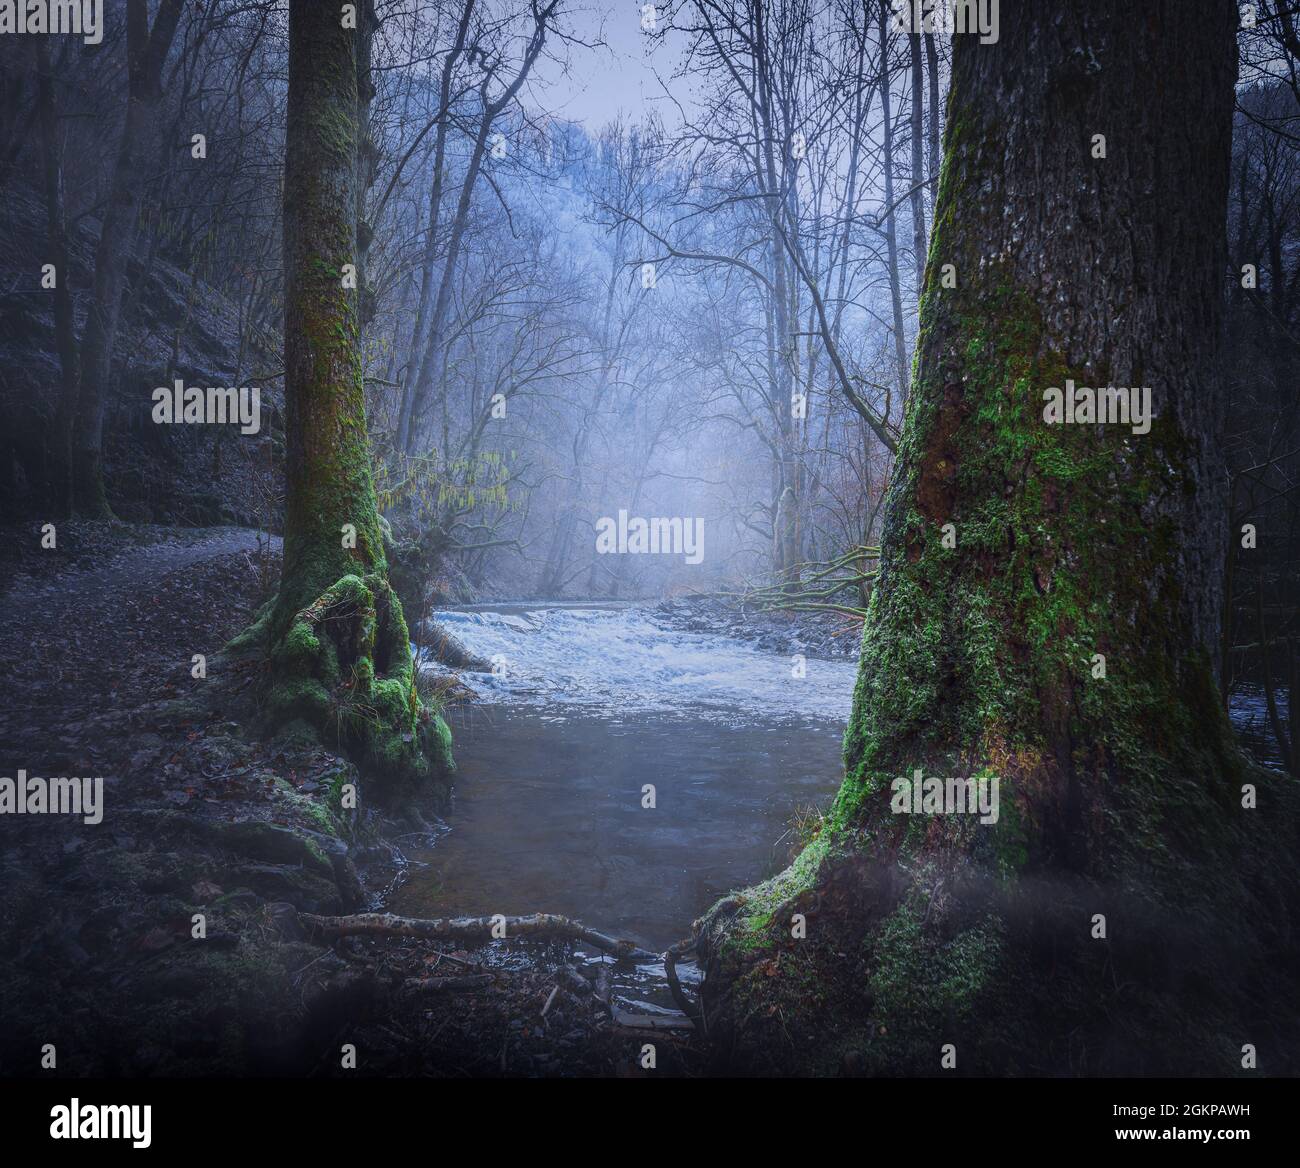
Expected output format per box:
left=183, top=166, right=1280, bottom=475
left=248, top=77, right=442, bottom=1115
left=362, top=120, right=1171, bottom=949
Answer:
left=613, top=1009, right=694, bottom=1032
left=300, top=911, right=657, bottom=961
left=403, top=974, right=493, bottom=991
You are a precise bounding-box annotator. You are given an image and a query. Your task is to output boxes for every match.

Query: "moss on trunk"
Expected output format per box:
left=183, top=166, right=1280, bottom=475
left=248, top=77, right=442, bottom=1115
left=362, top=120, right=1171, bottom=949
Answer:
left=233, top=0, right=451, bottom=801
left=697, top=0, right=1300, bottom=1076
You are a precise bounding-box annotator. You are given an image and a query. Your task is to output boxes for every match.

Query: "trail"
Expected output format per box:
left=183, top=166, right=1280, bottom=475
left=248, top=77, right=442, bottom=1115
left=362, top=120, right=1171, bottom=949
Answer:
left=0, top=526, right=276, bottom=767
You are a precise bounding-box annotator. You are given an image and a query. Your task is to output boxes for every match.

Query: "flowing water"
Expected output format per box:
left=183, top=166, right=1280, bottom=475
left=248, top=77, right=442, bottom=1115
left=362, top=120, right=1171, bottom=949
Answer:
left=394, top=605, right=857, bottom=954
left=392, top=604, right=1289, bottom=1008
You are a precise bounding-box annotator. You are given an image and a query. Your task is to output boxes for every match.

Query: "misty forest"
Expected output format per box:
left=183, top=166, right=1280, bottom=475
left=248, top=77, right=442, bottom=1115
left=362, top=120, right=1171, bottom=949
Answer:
left=0, top=0, right=1297, bottom=1080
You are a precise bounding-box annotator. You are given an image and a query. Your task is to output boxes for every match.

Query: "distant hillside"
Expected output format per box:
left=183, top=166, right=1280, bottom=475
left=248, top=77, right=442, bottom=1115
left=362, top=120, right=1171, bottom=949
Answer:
left=0, top=181, right=283, bottom=526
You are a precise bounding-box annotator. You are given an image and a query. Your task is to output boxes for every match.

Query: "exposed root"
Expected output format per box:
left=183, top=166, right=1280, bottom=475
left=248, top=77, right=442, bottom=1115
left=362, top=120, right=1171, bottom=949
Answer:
left=300, top=909, right=658, bottom=961
left=261, top=572, right=453, bottom=798
left=664, top=936, right=704, bottom=1031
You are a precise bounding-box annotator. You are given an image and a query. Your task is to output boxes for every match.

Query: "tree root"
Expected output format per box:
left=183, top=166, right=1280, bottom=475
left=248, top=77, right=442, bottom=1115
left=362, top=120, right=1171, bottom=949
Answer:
left=264, top=572, right=453, bottom=797
left=664, top=936, right=704, bottom=1031
left=300, top=910, right=658, bottom=961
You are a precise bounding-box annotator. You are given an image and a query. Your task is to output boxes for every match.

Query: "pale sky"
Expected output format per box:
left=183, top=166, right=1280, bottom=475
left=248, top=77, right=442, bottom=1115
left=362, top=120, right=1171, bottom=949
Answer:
left=534, top=1, right=690, bottom=130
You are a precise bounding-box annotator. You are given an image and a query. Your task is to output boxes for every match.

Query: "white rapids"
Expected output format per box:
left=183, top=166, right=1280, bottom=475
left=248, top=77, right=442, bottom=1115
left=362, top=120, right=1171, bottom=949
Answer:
left=423, top=604, right=859, bottom=726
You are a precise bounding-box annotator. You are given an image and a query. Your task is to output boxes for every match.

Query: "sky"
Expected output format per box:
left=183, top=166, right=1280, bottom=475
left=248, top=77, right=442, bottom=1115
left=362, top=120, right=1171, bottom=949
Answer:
left=534, top=1, right=692, bottom=130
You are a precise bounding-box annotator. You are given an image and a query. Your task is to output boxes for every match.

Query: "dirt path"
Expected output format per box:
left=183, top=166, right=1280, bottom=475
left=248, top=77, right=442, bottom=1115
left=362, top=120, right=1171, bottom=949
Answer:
left=0, top=524, right=286, bottom=858
left=0, top=525, right=275, bottom=745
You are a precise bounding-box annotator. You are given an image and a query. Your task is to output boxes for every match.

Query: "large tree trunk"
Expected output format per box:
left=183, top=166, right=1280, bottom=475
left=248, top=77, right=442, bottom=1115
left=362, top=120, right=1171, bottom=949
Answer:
left=249, top=0, right=451, bottom=800
left=697, top=0, right=1299, bottom=1077
left=274, top=0, right=386, bottom=626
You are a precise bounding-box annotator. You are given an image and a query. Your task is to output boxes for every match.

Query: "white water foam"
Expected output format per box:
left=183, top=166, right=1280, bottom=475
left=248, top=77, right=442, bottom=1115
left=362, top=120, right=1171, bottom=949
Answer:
left=423, top=606, right=858, bottom=726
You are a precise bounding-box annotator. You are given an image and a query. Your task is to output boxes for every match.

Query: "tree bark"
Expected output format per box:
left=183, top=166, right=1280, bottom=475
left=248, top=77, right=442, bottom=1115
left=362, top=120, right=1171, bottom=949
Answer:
left=847, top=0, right=1239, bottom=868
left=253, top=0, right=452, bottom=799
left=698, top=0, right=1295, bottom=1077
left=71, top=0, right=183, bottom=517
left=275, top=0, right=387, bottom=624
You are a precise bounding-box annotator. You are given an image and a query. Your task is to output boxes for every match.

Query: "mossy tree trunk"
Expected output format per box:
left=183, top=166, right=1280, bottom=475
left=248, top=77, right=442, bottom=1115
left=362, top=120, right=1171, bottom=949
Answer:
left=276, top=0, right=382, bottom=623
left=845, top=0, right=1240, bottom=874
left=699, top=0, right=1300, bottom=1075
left=255, top=0, right=451, bottom=798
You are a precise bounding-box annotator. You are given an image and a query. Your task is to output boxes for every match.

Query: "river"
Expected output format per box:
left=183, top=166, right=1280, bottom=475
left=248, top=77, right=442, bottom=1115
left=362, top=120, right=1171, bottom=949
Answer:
left=393, top=603, right=1289, bottom=969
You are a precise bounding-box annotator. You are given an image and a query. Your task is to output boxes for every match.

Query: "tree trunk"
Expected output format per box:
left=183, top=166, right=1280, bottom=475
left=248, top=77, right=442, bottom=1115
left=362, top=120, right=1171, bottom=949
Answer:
left=698, top=0, right=1298, bottom=1077
left=274, top=0, right=386, bottom=625
left=907, top=29, right=928, bottom=294
left=394, top=0, right=475, bottom=453
left=924, top=31, right=940, bottom=220
left=33, top=37, right=77, bottom=514
left=752, top=4, right=800, bottom=584
left=71, top=0, right=183, bottom=518
left=250, top=0, right=451, bottom=800
left=877, top=3, right=910, bottom=400
left=401, top=3, right=557, bottom=455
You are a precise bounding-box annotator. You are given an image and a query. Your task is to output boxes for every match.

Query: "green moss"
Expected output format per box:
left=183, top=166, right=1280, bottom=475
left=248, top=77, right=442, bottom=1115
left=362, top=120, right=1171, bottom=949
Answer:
left=694, top=81, right=1284, bottom=1074
left=868, top=892, right=1002, bottom=1025
left=260, top=572, right=453, bottom=802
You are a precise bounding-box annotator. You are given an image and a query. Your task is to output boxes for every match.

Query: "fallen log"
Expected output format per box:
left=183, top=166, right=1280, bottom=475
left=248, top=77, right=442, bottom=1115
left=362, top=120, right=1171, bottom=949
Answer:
left=613, top=1009, right=695, bottom=1032
left=300, top=910, right=657, bottom=961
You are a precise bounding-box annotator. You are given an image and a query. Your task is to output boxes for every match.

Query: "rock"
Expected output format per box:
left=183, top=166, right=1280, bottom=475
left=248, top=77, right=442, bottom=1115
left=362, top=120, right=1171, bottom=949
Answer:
left=218, top=820, right=335, bottom=877
left=262, top=901, right=305, bottom=941
left=222, top=863, right=343, bottom=914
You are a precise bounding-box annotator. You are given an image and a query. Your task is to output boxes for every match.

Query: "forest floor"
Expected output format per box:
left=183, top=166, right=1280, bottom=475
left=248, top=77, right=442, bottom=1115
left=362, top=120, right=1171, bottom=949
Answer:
left=0, top=522, right=700, bottom=1077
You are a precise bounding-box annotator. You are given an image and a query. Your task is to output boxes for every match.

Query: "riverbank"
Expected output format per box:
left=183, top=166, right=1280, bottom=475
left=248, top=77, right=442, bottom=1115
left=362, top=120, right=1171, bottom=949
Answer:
left=649, top=594, right=862, bottom=660
left=0, top=522, right=700, bottom=1077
